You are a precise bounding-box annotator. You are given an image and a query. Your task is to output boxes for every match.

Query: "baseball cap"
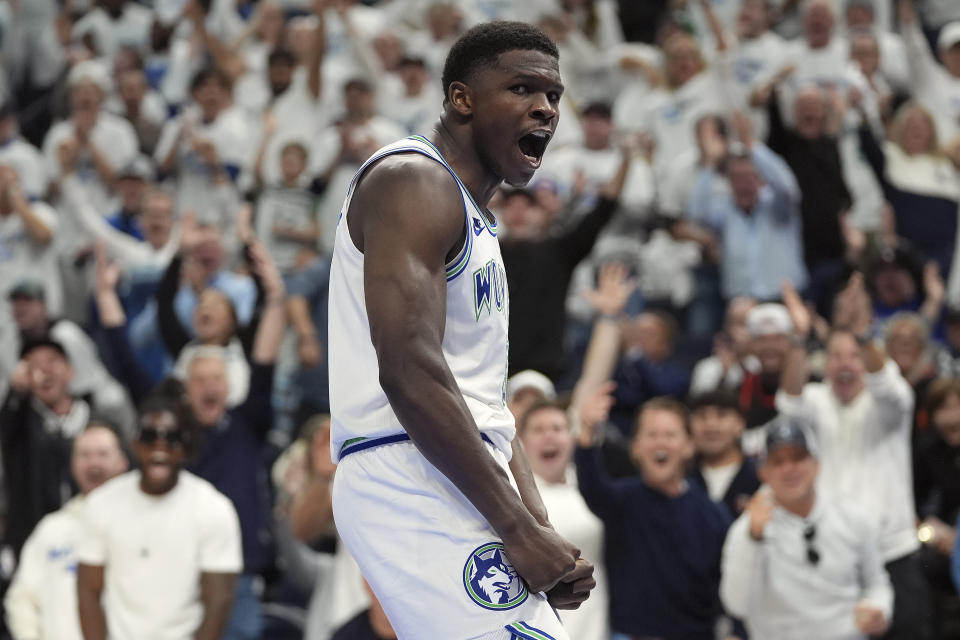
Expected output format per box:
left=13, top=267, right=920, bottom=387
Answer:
left=746, top=303, right=793, bottom=337
left=939, top=22, right=960, bottom=51
left=117, top=154, right=156, bottom=182
left=764, top=415, right=818, bottom=459
left=506, top=370, right=556, bottom=403
left=8, top=279, right=45, bottom=301
left=19, top=337, right=69, bottom=361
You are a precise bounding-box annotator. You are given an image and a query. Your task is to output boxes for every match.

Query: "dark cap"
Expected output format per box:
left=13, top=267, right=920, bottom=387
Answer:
left=8, top=279, right=45, bottom=301
left=581, top=101, right=613, bottom=119
left=764, top=415, right=817, bottom=458
left=20, top=337, right=69, bottom=361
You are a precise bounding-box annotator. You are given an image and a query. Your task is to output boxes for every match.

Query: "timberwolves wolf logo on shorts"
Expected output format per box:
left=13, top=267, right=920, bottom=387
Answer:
left=463, top=542, right=528, bottom=610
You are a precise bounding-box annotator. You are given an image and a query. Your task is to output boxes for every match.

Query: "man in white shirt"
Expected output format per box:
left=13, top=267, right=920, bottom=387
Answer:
left=777, top=277, right=933, bottom=640
left=4, top=423, right=129, bottom=640
left=721, top=415, right=893, bottom=640
left=77, top=383, right=242, bottom=640
left=0, top=103, right=48, bottom=199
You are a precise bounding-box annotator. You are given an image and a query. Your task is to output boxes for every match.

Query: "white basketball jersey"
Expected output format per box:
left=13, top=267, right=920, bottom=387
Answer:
left=327, top=135, right=515, bottom=462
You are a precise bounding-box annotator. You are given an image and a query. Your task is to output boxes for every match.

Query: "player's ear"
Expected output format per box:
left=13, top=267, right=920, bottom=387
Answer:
left=447, top=81, right=473, bottom=117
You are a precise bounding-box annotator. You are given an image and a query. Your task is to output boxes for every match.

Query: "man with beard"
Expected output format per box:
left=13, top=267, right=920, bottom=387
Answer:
left=76, top=383, right=241, bottom=640
left=5, top=423, right=128, bottom=640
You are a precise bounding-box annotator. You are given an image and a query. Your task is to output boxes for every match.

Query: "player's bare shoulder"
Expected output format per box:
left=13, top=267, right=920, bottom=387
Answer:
left=347, top=151, right=465, bottom=257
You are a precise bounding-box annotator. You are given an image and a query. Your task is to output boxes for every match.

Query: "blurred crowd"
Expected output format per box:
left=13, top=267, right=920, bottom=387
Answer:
left=3, top=0, right=960, bottom=638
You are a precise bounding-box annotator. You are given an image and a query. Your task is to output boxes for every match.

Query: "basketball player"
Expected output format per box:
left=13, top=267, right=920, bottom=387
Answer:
left=328, top=22, right=595, bottom=640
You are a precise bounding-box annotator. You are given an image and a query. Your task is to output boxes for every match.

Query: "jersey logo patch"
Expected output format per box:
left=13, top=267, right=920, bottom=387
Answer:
left=473, top=217, right=485, bottom=236
left=474, top=259, right=507, bottom=320
left=463, top=542, right=528, bottom=611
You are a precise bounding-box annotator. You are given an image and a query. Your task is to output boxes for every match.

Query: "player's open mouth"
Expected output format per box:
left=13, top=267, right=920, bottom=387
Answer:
left=653, top=450, right=670, bottom=465
left=518, top=130, right=551, bottom=166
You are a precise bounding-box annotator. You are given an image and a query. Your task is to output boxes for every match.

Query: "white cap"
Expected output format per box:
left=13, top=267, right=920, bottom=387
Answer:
left=746, top=303, right=793, bottom=337
left=939, top=22, right=960, bottom=51
left=506, top=370, right=556, bottom=403
left=67, top=60, right=112, bottom=94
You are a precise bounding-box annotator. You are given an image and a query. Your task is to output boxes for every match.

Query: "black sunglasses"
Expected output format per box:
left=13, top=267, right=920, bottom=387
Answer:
left=138, top=426, right=184, bottom=447
left=804, top=524, right=820, bottom=566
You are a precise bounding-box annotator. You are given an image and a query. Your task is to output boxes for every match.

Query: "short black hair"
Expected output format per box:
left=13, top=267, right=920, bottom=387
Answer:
left=138, top=378, right=198, bottom=456
left=190, top=65, right=232, bottom=94
left=688, top=390, right=743, bottom=416
left=441, top=21, right=559, bottom=99
left=268, top=47, right=298, bottom=68
left=582, top=102, right=612, bottom=119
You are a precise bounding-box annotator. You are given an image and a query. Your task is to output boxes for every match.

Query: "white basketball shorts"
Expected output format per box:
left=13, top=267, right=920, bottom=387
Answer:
left=332, top=436, right=570, bottom=640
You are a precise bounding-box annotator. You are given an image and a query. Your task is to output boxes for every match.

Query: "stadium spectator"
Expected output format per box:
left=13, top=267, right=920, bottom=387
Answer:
left=857, top=101, right=960, bottom=285
left=519, top=400, right=609, bottom=640
left=3, top=423, right=128, bottom=640
left=0, top=279, right=134, bottom=433
left=720, top=415, right=893, bottom=639
left=778, top=276, right=932, bottom=640
left=0, top=165, right=60, bottom=325
left=915, top=378, right=960, bottom=635
left=688, top=391, right=760, bottom=518
left=330, top=583, right=396, bottom=640
left=898, top=0, right=960, bottom=143
left=738, top=302, right=793, bottom=434
left=43, top=60, right=138, bottom=218
left=576, top=394, right=730, bottom=640
left=884, top=312, right=938, bottom=436
left=0, top=102, right=48, bottom=199
left=182, top=240, right=286, bottom=639
left=0, top=339, right=91, bottom=558
left=501, top=143, right=632, bottom=381
left=689, top=296, right=757, bottom=395
left=687, top=112, right=808, bottom=300
left=154, top=65, right=249, bottom=231
left=76, top=382, right=242, bottom=640
left=506, top=370, right=557, bottom=424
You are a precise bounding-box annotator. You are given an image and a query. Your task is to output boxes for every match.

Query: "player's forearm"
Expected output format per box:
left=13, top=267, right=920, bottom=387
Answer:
left=379, top=350, right=538, bottom=542
left=509, top=438, right=551, bottom=527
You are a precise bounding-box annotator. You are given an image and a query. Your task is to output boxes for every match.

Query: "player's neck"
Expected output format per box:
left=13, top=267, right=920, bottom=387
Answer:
left=430, top=121, right=501, bottom=208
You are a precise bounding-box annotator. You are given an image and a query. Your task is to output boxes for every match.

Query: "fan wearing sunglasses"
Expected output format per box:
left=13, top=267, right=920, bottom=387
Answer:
left=720, top=416, right=894, bottom=639
left=76, top=382, right=243, bottom=640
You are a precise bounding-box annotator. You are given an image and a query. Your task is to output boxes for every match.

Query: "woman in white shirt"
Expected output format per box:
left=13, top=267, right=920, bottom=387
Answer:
left=518, top=401, right=609, bottom=640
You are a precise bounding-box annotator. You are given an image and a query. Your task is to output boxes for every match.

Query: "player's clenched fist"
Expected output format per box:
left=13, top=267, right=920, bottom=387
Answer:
left=547, top=558, right=596, bottom=610
left=502, top=522, right=581, bottom=594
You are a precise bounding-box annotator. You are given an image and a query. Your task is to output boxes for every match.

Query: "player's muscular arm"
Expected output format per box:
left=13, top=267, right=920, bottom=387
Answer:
left=355, top=156, right=579, bottom=594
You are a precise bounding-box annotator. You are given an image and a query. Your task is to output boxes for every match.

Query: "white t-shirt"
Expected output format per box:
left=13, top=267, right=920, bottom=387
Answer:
left=42, top=113, right=138, bottom=216
left=154, top=106, right=252, bottom=227
left=534, top=470, right=609, bottom=640
left=77, top=471, right=242, bottom=640
left=4, top=497, right=86, bottom=640
left=71, top=4, right=153, bottom=58
left=0, top=202, right=61, bottom=322
left=700, top=462, right=741, bottom=503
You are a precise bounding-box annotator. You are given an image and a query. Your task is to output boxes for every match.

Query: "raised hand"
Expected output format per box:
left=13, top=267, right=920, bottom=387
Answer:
left=781, top=280, right=810, bottom=338
left=248, top=240, right=285, bottom=302
left=94, top=241, right=120, bottom=293
left=923, top=261, right=945, bottom=306
left=582, top=262, right=636, bottom=318
left=577, top=381, right=616, bottom=447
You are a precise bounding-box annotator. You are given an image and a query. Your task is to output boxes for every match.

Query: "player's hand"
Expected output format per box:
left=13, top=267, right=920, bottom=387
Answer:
left=854, top=603, right=888, bottom=636
left=502, top=523, right=579, bottom=594
left=546, top=557, right=595, bottom=610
